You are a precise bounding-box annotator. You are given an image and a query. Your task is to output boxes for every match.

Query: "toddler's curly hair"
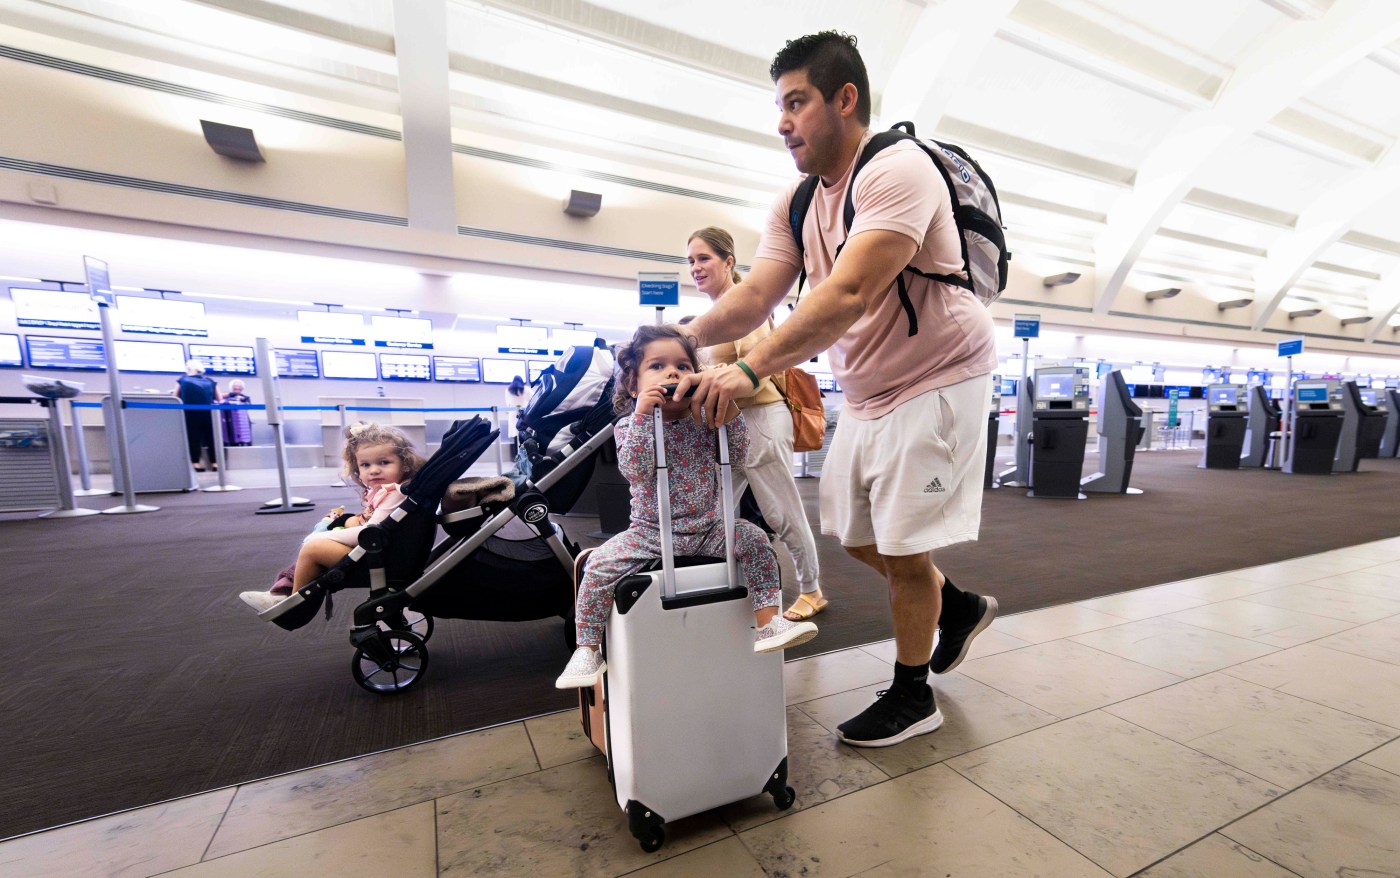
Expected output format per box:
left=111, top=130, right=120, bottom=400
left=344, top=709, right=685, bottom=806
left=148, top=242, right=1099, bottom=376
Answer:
left=341, top=422, right=426, bottom=499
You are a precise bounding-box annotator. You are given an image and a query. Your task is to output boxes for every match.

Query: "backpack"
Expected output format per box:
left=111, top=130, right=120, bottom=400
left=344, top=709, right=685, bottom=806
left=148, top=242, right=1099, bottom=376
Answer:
left=775, top=366, right=826, bottom=453
left=787, top=121, right=1009, bottom=336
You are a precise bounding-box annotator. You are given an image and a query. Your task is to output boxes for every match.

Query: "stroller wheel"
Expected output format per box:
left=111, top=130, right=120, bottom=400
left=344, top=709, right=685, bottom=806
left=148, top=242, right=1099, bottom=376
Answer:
left=352, top=630, right=430, bottom=694
left=379, top=609, right=434, bottom=643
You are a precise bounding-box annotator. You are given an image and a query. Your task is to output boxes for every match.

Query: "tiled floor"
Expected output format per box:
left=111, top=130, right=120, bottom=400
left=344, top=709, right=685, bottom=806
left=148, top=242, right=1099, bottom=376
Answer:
left=5, top=539, right=1400, bottom=877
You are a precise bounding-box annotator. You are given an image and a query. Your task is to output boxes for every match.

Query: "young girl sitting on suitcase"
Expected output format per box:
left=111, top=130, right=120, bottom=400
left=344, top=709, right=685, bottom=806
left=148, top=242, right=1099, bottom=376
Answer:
left=238, top=422, right=426, bottom=613
left=555, top=325, right=818, bottom=688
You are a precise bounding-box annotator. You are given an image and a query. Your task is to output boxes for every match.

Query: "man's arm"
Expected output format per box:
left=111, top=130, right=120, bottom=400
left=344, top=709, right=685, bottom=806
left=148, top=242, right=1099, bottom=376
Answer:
left=685, top=258, right=799, bottom=349
left=681, top=229, right=918, bottom=424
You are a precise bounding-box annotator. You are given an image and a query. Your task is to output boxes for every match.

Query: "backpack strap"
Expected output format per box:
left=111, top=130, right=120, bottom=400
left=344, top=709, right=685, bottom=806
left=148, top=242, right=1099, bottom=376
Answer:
left=787, top=174, right=821, bottom=298
left=840, top=125, right=922, bottom=336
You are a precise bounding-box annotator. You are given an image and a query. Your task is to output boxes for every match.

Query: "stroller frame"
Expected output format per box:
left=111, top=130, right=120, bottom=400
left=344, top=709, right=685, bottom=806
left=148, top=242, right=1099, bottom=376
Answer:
left=257, top=417, right=618, bottom=694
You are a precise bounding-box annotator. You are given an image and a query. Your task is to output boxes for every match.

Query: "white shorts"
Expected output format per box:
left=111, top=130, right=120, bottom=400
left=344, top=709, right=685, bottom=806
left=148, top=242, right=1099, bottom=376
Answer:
left=819, top=374, right=992, bottom=556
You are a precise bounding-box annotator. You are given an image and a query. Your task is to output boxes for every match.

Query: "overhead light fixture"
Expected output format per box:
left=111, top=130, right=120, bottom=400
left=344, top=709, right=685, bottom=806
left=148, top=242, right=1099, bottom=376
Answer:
left=200, top=120, right=264, bottom=162
left=1340, top=315, right=1372, bottom=326
left=1144, top=288, right=1180, bottom=301
left=1288, top=308, right=1322, bottom=319
left=1043, top=272, right=1080, bottom=287
left=1217, top=298, right=1253, bottom=310
left=563, top=190, right=602, bottom=218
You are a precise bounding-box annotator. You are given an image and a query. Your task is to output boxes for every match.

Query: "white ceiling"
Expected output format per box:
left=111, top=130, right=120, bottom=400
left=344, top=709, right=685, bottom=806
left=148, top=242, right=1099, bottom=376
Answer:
left=3, top=0, right=1400, bottom=326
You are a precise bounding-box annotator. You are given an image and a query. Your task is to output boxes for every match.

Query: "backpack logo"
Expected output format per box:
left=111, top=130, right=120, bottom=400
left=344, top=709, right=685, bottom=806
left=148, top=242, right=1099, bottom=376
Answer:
left=923, top=477, right=945, bottom=493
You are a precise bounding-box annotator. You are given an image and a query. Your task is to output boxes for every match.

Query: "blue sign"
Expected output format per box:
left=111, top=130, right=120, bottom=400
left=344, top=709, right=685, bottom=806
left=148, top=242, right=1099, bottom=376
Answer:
left=1013, top=313, right=1040, bottom=338
left=1277, top=337, right=1304, bottom=357
left=83, top=256, right=114, bottom=306
left=638, top=272, right=680, bottom=307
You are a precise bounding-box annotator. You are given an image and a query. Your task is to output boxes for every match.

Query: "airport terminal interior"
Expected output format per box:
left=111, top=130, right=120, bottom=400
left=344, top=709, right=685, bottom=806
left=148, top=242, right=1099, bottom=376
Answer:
left=3, top=1, right=1400, bottom=875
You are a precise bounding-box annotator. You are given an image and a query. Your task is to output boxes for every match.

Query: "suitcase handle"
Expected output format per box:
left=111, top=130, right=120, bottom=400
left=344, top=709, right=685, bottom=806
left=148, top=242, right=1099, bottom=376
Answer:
left=653, top=407, right=737, bottom=600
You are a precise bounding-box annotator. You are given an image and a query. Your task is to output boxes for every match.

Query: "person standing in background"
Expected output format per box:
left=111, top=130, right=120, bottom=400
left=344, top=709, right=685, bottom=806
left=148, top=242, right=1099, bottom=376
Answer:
left=175, top=360, right=220, bottom=471
left=504, top=374, right=529, bottom=456
left=222, top=378, right=253, bottom=447
left=688, top=225, right=827, bottom=623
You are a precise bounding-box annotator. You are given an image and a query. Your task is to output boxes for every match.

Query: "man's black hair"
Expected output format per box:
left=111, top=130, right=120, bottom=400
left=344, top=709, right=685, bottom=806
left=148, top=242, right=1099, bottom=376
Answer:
left=769, top=31, right=870, bottom=126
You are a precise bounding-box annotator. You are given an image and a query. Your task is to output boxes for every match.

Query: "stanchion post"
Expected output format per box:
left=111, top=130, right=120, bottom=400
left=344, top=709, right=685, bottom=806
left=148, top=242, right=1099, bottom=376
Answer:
left=331, top=404, right=348, bottom=486
left=40, top=398, right=99, bottom=518
left=87, top=259, right=158, bottom=514
left=254, top=337, right=313, bottom=515
left=493, top=405, right=505, bottom=475
left=203, top=406, right=241, bottom=492
left=68, top=399, right=104, bottom=496
left=1281, top=355, right=1294, bottom=465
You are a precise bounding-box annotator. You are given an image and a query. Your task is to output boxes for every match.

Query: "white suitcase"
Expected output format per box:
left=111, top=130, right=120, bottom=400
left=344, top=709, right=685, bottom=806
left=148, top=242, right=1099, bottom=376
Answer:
left=600, top=407, right=794, bottom=852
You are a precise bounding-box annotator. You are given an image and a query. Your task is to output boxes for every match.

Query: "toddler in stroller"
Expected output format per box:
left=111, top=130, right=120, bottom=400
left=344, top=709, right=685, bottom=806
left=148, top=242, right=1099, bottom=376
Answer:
left=246, top=346, right=628, bottom=694
left=240, top=422, right=426, bottom=614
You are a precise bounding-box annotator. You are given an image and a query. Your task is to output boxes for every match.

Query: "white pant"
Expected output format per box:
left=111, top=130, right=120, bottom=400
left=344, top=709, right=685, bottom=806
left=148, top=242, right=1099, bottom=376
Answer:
left=733, top=401, right=821, bottom=592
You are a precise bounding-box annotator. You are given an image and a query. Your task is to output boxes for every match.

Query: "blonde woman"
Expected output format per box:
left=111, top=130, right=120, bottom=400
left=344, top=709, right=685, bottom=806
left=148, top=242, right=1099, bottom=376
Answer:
left=687, top=226, right=827, bottom=622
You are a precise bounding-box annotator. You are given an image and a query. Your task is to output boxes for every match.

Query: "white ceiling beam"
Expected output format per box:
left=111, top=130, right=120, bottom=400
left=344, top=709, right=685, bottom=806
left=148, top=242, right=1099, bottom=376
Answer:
left=1250, top=143, right=1400, bottom=330
left=1363, top=272, right=1400, bottom=343
left=393, top=0, right=457, bottom=234
left=1091, top=0, right=1400, bottom=316
left=877, top=0, right=1018, bottom=132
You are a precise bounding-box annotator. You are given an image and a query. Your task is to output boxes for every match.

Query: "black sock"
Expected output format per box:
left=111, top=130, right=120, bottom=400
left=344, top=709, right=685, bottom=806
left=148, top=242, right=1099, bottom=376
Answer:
left=893, top=661, right=931, bottom=697
left=940, top=576, right=973, bottom=628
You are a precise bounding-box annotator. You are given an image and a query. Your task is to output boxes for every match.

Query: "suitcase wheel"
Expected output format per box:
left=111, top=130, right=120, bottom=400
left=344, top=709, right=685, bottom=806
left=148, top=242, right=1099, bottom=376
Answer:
left=636, top=826, right=664, bottom=853
left=772, top=785, right=796, bottom=811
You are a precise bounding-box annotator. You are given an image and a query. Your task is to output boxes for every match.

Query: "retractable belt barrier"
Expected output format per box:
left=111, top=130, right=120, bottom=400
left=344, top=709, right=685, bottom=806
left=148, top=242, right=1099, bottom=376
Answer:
left=28, top=401, right=519, bottom=518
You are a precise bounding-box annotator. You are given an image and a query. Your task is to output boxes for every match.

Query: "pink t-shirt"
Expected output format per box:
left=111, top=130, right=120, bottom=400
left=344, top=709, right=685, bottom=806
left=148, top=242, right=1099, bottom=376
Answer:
left=754, top=130, right=998, bottom=419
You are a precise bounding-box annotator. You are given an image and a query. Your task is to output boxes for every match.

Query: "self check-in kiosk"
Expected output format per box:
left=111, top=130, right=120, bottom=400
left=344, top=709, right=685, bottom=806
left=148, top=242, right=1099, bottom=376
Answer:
left=1334, top=382, right=1388, bottom=472
left=984, top=375, right=1001, bottom=489
left=1381, top=389, right=1400, bottom=457
left=1200, top=384, right=1248, bottom=469
left=1028, top=366, right=1091, bottom=499
left=1284, top=379, right=1344, bottom=475
left=1081, top=369, right=1143, bottom=494
left=1241, top=384, right=1281, bottom=468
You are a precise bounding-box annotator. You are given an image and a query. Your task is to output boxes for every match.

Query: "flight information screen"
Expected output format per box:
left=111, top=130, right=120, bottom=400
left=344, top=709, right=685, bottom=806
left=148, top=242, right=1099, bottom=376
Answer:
left=433, top=356, right=480, bottom=382
left=1295, top=383, right=1328, bottom=403
left=274, top=349, right=320, bottom=379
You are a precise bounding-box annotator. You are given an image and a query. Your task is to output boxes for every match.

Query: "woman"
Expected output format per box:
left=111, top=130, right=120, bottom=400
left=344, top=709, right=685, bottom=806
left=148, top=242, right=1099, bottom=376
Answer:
left=687, top=226, right=827, bottom=622
left=504, top=374, right=529, bottom=456
left=174, top=360, right=220, bottom=471
left=222, top=378, right=253, bottom=447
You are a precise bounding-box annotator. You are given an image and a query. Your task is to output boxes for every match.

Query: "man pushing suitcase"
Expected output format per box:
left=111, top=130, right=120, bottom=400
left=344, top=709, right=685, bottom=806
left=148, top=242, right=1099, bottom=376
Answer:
left=677, top=31, right=1000, bottom=748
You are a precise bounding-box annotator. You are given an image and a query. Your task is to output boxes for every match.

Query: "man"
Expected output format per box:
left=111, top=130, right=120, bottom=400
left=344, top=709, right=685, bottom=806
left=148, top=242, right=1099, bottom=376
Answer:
left=675, top=31, right=999, bottom=748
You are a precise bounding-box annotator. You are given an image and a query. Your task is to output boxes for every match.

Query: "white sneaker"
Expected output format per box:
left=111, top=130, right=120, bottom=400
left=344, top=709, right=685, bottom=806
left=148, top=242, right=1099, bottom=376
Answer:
left=755, top=615, right=818, bottom=654
left=555, top=647, right=605, bottom=689
left=239, top=591, right=285, bottom=614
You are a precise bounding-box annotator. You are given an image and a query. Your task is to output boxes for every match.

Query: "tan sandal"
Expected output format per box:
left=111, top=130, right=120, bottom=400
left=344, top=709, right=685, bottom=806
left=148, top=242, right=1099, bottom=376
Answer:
left=783, top=592, right=829, bottom=621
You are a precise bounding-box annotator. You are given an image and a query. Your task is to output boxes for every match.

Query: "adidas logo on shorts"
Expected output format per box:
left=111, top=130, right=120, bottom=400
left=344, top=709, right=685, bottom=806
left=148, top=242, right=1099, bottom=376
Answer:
left=923, top=477, right=945, bottom=493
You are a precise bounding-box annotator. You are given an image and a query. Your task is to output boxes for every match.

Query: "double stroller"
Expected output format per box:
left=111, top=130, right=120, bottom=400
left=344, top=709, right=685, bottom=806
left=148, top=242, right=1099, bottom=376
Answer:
left=254, top=345, right=619, bottom=694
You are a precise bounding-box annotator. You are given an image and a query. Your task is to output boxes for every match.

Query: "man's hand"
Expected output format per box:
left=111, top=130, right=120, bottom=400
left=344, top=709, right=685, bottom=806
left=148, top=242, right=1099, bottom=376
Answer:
left=675, top=363, right=757, bottom=426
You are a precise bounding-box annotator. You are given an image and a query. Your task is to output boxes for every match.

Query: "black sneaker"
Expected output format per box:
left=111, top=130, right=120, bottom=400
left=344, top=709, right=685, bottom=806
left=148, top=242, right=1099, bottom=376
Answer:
left=835, top=686, right=943, bottom=748
left=930, top=594, right=998, bottom=675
